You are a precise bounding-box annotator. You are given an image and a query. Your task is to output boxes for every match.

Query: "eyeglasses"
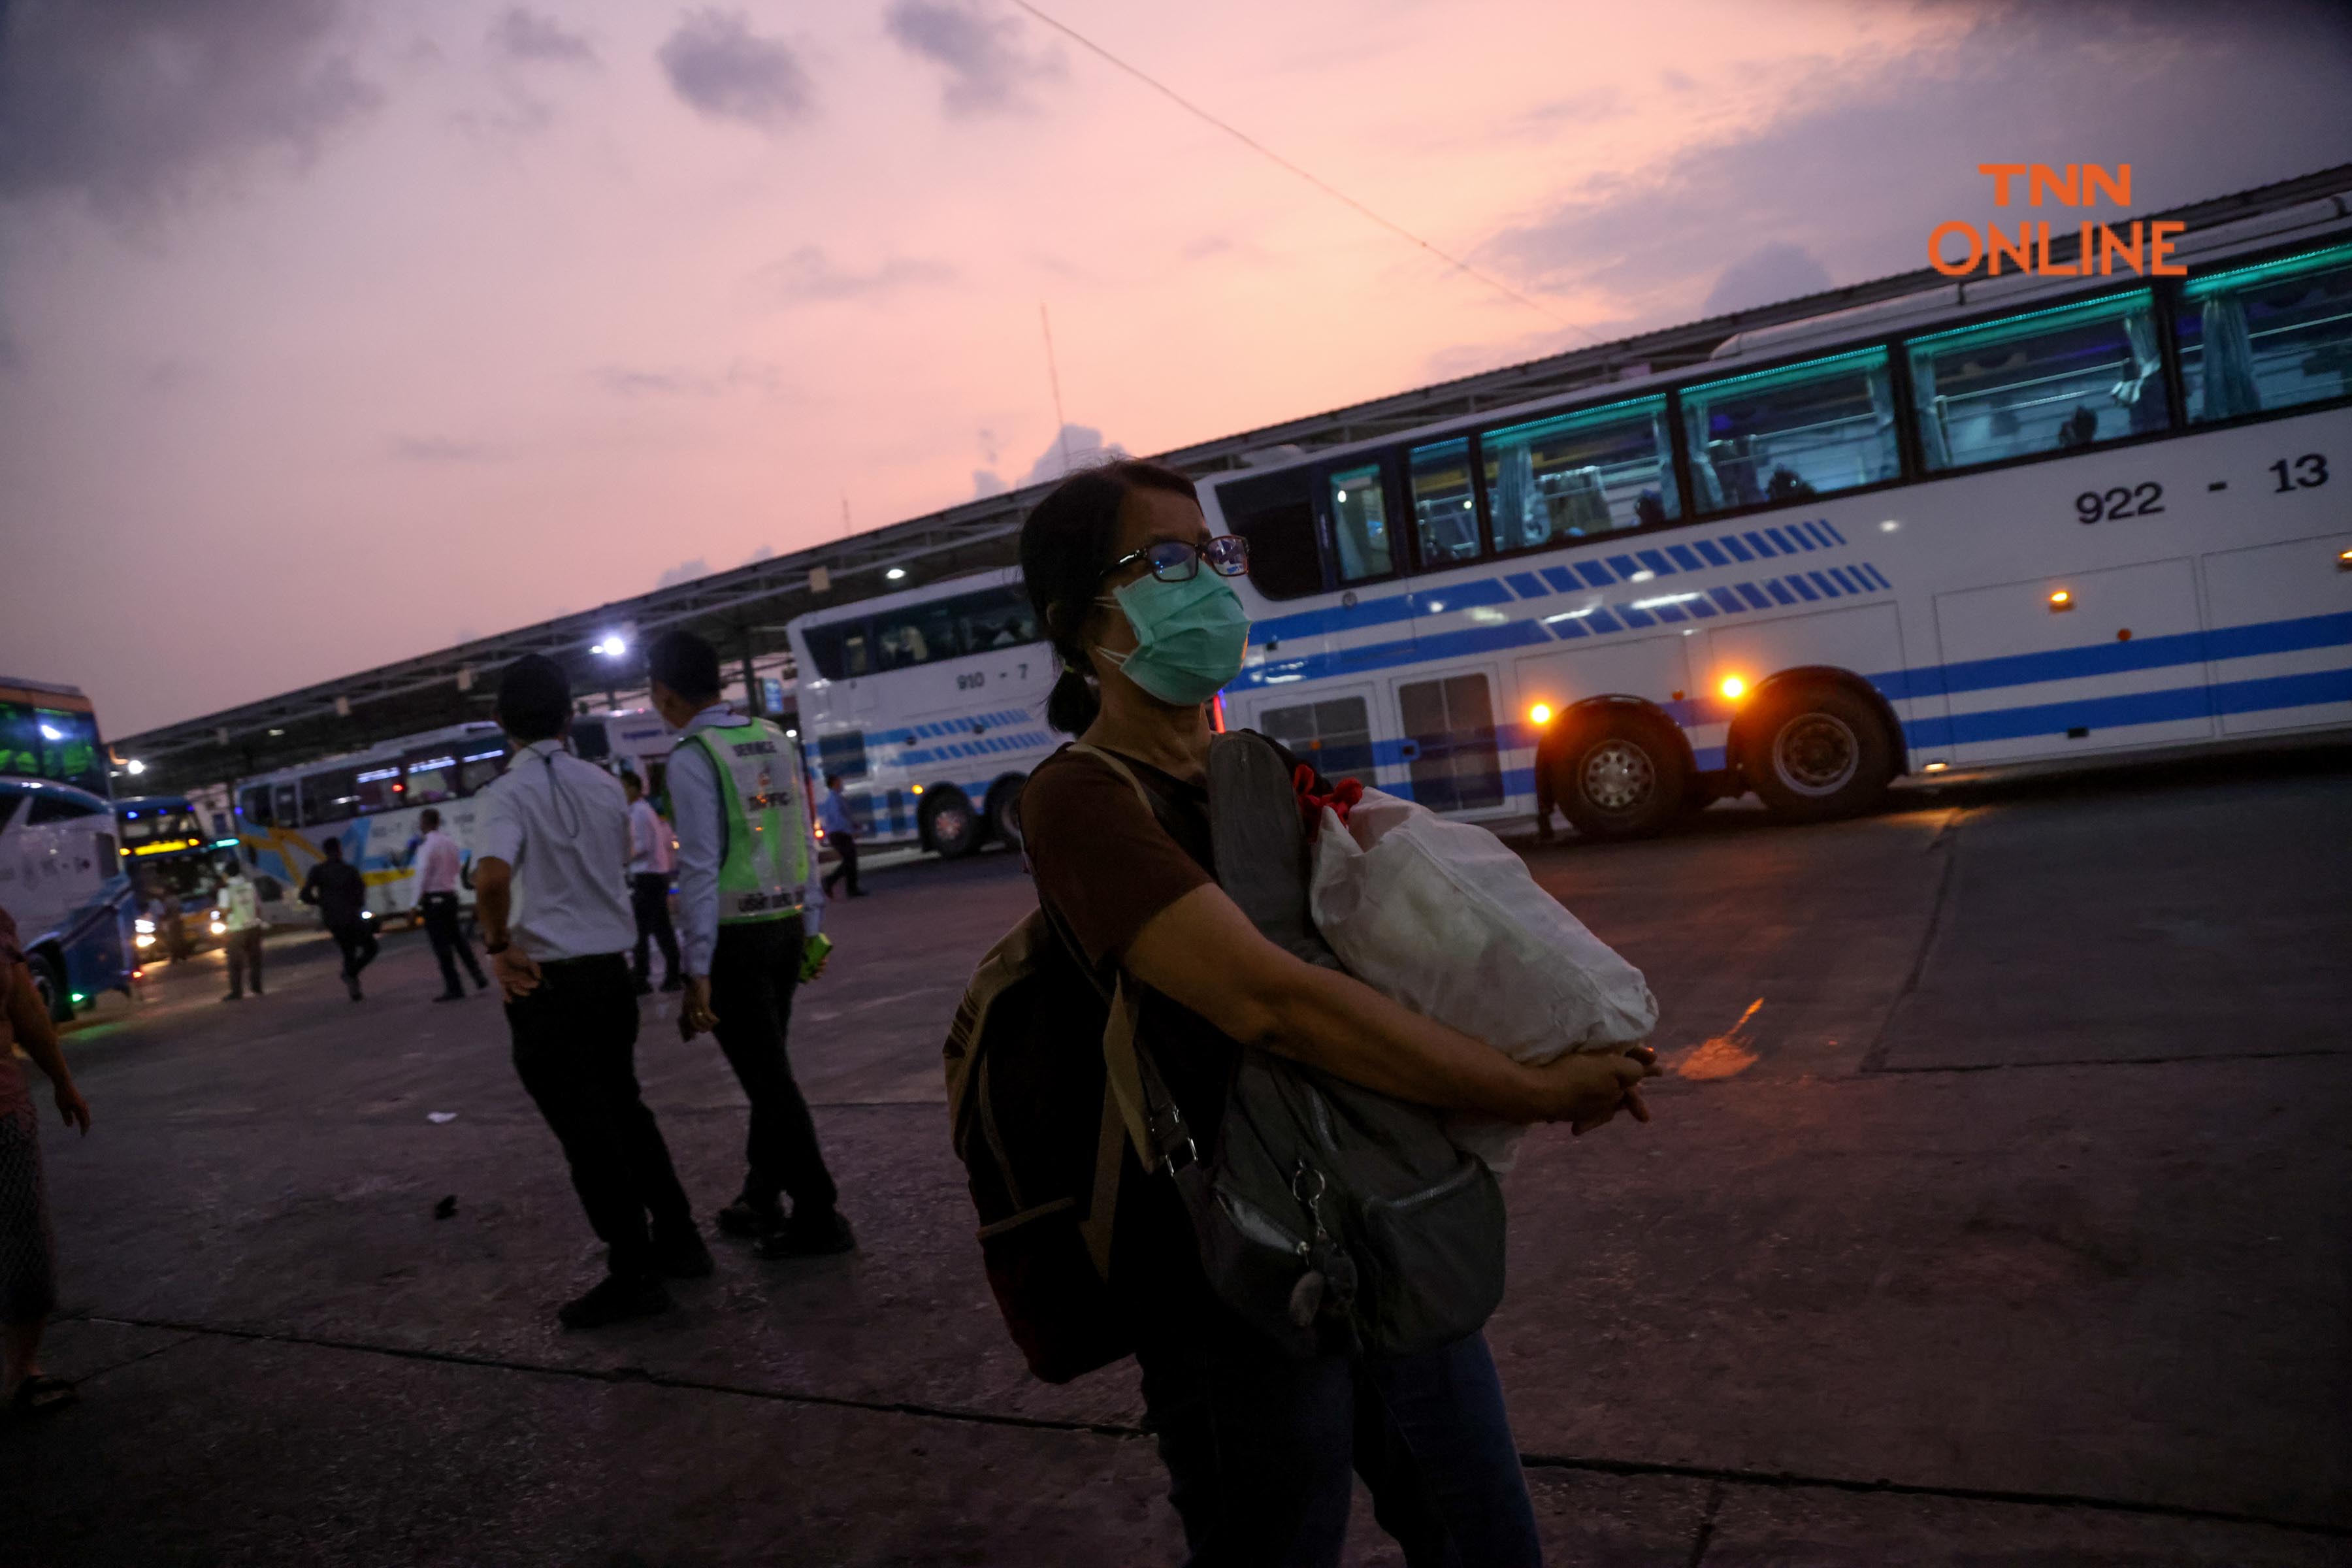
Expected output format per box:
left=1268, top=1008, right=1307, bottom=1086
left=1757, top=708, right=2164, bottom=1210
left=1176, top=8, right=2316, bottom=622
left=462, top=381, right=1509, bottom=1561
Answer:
left=1102, top=536, right=1250, bottom=584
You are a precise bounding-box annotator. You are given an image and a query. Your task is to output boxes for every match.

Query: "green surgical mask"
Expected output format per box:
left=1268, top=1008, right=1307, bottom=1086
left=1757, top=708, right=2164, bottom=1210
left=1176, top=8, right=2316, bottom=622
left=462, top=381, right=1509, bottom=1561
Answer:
left=1096, top=571, right=1252, bottom=706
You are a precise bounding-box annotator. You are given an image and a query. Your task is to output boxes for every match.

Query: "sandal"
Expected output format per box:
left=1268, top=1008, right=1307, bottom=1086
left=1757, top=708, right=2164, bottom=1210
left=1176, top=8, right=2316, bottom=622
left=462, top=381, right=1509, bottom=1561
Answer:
left=7, top=1374, right=80, bottom=1416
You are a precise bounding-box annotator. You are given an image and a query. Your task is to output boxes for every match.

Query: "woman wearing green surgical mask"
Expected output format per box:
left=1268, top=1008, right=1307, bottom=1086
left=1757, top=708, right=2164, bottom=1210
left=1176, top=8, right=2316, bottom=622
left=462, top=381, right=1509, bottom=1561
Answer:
left=1016, top=460, right=1658, bottom=1566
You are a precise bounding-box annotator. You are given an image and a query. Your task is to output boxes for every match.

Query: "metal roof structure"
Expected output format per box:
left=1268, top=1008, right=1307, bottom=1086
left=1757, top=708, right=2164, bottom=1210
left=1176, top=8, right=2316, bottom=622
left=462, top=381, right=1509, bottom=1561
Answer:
left=117, top=162, right=2352, bottom=792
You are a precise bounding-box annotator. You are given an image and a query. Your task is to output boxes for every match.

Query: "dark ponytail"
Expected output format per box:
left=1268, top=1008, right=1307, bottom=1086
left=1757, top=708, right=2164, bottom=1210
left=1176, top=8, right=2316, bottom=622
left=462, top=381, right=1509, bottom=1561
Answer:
left=1019, top=458, right=1199, bottom=734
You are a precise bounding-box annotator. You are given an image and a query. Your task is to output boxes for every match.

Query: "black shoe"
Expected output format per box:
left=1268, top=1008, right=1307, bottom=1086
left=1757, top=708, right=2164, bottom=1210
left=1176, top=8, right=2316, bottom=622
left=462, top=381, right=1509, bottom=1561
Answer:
left=653, top=1227, right=715, bottom=1279
left=715, top=1198, right=784, bottom=1239
left=758, top=1209, right=856, bottom=1260
left=557, top=1273, right=672, bottom=1331
left=220, top=992, right=242, bottom=1003
left=470, top=972, right=490, bottom=991
left=658, top=975, right=683, bottom=993
left=344, top=972, right=363, bottom=1002
left=433, top=990, right=466, bottom=1003
left=633, top=977, right=653, bottom=996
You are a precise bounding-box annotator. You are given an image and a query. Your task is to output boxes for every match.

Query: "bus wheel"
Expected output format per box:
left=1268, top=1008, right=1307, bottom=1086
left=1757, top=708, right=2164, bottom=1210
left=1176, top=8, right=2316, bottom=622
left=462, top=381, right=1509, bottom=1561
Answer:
left=1744, top=683, right=1893, bottom=823
left=1556, top=711, right=1686, bottom=841
left=922, top=789, right=981, bottom=859
left=28, top=949, right=70, bottom=1023
left=984, top=777, right=1025, bottom=851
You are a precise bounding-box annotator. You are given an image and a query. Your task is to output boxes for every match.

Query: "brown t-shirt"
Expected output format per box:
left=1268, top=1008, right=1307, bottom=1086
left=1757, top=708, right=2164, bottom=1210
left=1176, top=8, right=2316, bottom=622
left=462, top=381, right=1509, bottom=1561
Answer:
left=1021, top=745, right=1235, bottom=1141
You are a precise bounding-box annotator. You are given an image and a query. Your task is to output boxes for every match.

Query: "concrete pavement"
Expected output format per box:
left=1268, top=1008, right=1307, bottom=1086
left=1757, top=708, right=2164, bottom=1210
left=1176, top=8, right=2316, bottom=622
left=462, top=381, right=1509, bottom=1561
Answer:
left=5, top=747, right=2347, bottom=1565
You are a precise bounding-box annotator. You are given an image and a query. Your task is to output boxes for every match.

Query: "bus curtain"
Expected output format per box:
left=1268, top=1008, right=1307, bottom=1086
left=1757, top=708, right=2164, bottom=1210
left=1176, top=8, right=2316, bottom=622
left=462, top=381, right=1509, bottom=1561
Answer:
left=1865, top=363, right=1900, bottom=481
left=1908, top=352, right=1953, bottom=470
left=2197, top=295, right=2264, bottom=419
left=1680, top=402, right=1727, bottom=510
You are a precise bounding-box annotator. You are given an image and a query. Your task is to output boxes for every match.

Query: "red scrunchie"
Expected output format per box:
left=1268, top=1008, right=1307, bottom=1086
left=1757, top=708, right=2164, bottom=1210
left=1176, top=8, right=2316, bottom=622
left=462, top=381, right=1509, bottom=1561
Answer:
left=1294, top=764, right=1365, bottom=840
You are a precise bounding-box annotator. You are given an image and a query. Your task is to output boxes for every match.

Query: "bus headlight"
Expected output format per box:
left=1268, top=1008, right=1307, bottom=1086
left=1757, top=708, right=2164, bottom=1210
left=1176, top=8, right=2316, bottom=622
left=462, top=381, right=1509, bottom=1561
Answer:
left=135, top=917, right=155, bottom=934
left=1528, top=703, right=1553, bottom=727
left=135, top=933, right=155, bottom=949
left=1719, top=676, right=1748, bottom=700
left=209, top=921, right=227, bottom=936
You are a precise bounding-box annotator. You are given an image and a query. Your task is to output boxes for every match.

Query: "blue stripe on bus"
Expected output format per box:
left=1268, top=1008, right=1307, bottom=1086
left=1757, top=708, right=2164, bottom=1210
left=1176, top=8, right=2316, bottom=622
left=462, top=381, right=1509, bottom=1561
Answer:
left=1806, top=571, right=1842, bottom=598
left=1605, top=555, right=1642, bottom=579
left=1744, top=531, right=1778, bottom=557
left=1506, top=572, right=1550, bottom=598
left=1695, top=539, right=1732, bottom=568
left=1820, top=519, right=1848, bottom=546
left=1653, top=602, right=1690, bottom=623
left=1617, top=604, right=1658, bottom=628
left=1542, top=566, right=1582, bottom=593
left=1765, top=580, right=1798, bottom=606
left=1667, top=545, right=1705, bottom=572
left=1708, top=587, right=1745, bottom=613
left=1827, top=566, right=1863, bottom=595
left=1584, top=606, right=1625, bottom=633
left=1575, top=562, right=1616, bottom=589
left=1547, top=615, right=1589, bottom=639
left=1766, top=527, right=1802, bottom=553
left=1636, top=549, right=1676, bottom=576
left=1719, top=534, right=1756, bottom=563
left=1684, top=595, right=1720, bottom=619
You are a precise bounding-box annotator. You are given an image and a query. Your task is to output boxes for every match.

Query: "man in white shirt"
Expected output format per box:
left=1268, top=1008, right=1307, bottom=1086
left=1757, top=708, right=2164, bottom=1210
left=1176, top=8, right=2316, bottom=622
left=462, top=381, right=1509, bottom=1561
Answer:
left=409, top=808, right=488, bottom=1002
left=471, top=655, right=709, bottom=1330
left=623, top=773, right=681, bottom=995
left=647, top=629, right=848, bottom=1259
left=817, top=774, right=863, bottom=899
left=215, top=861, right=265, bottom=1000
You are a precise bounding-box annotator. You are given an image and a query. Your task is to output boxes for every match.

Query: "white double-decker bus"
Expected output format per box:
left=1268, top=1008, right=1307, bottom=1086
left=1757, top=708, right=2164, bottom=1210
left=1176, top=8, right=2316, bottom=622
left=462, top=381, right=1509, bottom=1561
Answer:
left=788, top=571, right=1051, bottom=857
left=1203, top=202, right=2352, bottom=837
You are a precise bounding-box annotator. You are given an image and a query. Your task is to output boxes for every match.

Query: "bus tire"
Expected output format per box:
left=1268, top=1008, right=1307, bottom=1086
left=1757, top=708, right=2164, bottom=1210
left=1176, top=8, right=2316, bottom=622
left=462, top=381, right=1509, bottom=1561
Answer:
left=1554, top=710, right=1687, bottom=841
left=1743, top=682, right=1894, bottom=823
left=984, top=776, right=1025, bottom=851
left=921, top=788, right=981, bottom=859
left=28, top=947, right=70, bottom=1023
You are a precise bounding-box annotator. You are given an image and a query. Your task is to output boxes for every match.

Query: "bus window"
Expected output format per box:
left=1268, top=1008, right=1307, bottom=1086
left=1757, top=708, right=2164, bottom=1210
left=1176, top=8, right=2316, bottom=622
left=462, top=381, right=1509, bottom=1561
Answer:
left=1480, top=395, right=1677, bottom=552
left=802, top=621, right=874, bottom=679
left=2179, top=241, right=2352, bottom=423
left=815, top=730, right=868, bottom=781
left=1327, top=463, right=1395, bottom=583
left=457, top=743, right=509, bottom=795
left=352, top=764, right=402, bottom=813
left=951, top=585, right=1039, bottom=651
left=572, top=717, right=612, bottom=762
left=301, top=768, right=362, bottom=825
left=1409, top=439, right=1480, bottom=568
left=240, top=784, right=273, bottom=828
left=1681, top=347, right=1900, bottom=514
left=25, top=791, right=103, bottom=824
left=1216, top=468, right=1323, bottom=600
left=404, top=749, right=460, bottom=805
left=874, top=601, right=962, bottom=670
left=272, top=781, right=300, bottom=828
left=1908, top=290, right=2168, bottom=470
left=0, top=701, right=105, bottom=795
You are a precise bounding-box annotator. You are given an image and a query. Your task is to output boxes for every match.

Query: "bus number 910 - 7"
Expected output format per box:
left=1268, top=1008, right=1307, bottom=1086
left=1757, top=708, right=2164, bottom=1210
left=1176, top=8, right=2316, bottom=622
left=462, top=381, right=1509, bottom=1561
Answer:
left=2076, top=482, right=2164, bottom=525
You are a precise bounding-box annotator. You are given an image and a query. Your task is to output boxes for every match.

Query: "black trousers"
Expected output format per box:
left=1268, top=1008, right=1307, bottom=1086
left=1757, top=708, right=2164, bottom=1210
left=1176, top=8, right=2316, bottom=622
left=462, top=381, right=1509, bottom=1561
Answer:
left=821, top=832, right=860, bottom=897
left=223, top=928, right=264, bottom=995
left=504, top=953, right=692, bottom=1277
left=709, top=917, right=838, bottom=1214
left=419, top=891, right=486, bottom=994
left=630, top=873, right=680, bottom=985
left=327, top=917, right=378, bottom=977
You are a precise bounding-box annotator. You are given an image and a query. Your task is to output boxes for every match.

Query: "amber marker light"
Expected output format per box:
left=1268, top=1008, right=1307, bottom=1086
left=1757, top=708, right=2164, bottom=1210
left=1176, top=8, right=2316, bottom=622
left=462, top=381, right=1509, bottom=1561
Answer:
left=1719, top=676, right=1748, bottom=700
left=1924, top=762, right=1949, bottom=773
left=2049, top=589, right=2074, bottom=610
left=1528, top=702, right=1554, bottom=726
left=2337, top=547, right=2352, bottom=571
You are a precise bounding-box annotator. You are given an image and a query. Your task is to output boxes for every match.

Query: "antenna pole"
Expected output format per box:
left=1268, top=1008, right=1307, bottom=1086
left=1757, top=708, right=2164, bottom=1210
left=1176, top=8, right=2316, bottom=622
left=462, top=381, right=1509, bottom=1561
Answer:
left=1041, top=303, right=1072, bottom=477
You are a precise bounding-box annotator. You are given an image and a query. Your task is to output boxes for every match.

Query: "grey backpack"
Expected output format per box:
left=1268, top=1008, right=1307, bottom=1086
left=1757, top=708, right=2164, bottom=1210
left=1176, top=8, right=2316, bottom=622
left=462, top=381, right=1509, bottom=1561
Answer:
left=1084, top=732, right=1508, bottom=1359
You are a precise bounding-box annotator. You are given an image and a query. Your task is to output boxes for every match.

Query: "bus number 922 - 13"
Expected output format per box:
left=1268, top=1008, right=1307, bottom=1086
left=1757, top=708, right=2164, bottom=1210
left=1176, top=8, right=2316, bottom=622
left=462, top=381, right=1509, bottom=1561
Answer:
left=2076, top=482, right=2164, bottom=524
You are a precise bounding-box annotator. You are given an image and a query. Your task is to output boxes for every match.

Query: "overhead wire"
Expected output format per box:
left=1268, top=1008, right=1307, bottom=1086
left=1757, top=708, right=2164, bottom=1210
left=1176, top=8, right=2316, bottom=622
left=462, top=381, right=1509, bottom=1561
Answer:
left=1004, top=0, right=1580, bottom=335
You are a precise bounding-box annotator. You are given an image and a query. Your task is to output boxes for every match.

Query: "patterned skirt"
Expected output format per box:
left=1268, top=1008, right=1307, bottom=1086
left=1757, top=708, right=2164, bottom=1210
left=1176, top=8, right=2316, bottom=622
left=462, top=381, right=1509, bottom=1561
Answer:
left=0, top=1096, right=57, bottom=1323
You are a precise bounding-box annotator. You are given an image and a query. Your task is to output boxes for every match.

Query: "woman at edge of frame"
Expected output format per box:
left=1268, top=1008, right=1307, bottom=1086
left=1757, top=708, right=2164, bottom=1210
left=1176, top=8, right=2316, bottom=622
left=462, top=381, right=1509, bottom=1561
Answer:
left=1016, top=458, right=1661, bottom=1567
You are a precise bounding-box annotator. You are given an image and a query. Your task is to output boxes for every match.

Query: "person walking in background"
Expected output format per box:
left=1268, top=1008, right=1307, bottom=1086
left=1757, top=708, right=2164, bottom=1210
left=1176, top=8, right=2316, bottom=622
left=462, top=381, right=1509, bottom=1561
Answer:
left=410, top=808, right=487, bottom=1003
left=215, top=859, right=264, bottom=1000
left=299, top=837, right=377, bottom=1002
left=1, top=905, right=93, bottom=1416
left=645, top=629, right=852, bottom=1260
left=817, top=774, right=863, bottom=900
left=472, top=655, right=709, bottom=1331
left=623, top=773, right=681, bottom=996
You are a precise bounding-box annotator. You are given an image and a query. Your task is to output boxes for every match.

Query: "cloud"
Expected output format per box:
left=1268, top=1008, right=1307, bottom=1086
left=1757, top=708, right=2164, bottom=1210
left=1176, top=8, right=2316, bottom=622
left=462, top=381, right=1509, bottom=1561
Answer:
left=391, top=436, right=504, bottom=463
left=972, top=469, right=1007, bottom=498
left=591, top=359, right=783, bottom=397
left=658, top=10, right=813, bottom=133
left=884, top=0, right=1063, bottom=116
left=755, top=245, right=955, bottom=302
left=488, top=8, right=596, bottom=66
left=1019, top=424, right=1124, bottom=488
left=1478, top=3, right=2352, bottom=327
left=655, top=557, right=710, bottom=589
left=1701, top=242, right=1835, bottom=316
left=0, top=0, right=379, bottom=221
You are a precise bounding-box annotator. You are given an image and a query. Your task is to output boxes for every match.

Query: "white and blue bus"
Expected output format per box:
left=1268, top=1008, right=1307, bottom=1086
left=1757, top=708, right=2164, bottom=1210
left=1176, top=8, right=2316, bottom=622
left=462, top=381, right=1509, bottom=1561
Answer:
left=0, top=678, right=137, bottom=1019
left=1203, top=204, right=2352, bottom=837
left=789, top=571, right=1052, bottom=857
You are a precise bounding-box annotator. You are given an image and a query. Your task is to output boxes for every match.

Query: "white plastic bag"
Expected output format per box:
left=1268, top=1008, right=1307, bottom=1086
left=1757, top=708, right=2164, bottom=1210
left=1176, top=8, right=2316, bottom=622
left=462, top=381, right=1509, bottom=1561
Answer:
left=1309, top=789, right=1656, bottom=1170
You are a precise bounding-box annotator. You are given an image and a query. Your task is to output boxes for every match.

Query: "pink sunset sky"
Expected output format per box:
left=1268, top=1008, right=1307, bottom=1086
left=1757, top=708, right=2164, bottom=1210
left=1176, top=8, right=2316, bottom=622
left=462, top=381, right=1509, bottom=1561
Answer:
left=2, top=0, right=2347, bottom=737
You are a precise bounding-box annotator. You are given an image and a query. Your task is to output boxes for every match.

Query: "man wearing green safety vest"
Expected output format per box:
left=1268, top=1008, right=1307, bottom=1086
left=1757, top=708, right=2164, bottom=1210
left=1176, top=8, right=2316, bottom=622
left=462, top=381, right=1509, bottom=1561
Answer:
left=647, top=630, right=853, bottom=1259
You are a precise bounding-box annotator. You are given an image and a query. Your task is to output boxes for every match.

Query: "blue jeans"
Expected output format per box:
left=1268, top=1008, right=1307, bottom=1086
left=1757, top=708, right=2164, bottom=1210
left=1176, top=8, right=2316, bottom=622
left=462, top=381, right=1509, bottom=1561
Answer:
left=1136, top=1328, right=1542, bottom=1567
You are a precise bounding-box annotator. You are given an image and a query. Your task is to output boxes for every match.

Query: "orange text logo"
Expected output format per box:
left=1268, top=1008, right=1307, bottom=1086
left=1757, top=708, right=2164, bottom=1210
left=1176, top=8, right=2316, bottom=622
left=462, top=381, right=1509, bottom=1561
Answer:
left=1931, top=165, right=2185, bottom=280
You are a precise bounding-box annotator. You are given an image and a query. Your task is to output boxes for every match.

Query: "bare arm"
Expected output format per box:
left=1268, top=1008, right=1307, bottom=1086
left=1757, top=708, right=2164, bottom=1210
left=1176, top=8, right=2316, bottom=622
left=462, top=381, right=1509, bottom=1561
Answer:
left=473, top=857, right=540, bottom=1000
left=7, top=961, right=90, bottom=1134
left=1123, top=883, right=1651, bottom=1126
